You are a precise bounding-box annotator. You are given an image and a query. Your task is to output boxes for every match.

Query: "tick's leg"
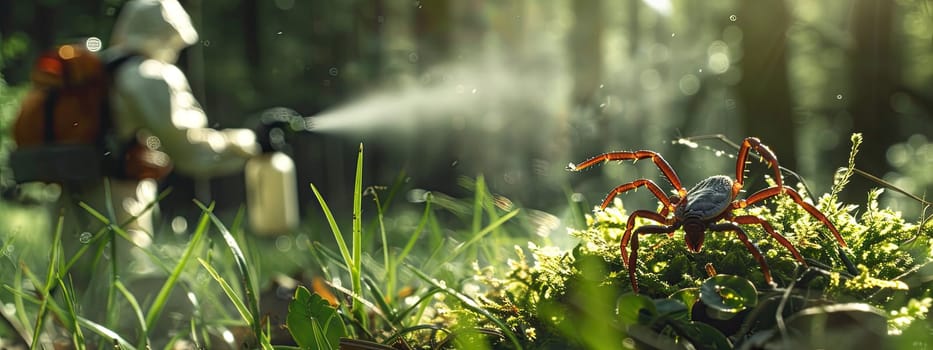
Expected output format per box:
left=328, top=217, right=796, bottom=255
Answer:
left=568, top=150, right=687, bottom=198
left=621, top=210, right=673, bottom=269
left=627, top=224, right=679, bottom=293
left=739, top=186, right=848, bottom=248
left=708, top=222, right=774, bottom=286
left=598, top=179, right=677, bottom=214
left=731, top=215, right=807, bottom=265
left=734, top=137, right=783, bottom=197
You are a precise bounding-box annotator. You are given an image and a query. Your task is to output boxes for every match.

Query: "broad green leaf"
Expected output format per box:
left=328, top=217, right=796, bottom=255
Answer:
left=616, top=293, right=656, bottom=325
left=673, top=321, right=732, bottom=349
left=654, top=299, right=689, bottom=322
left=669, top=288, right=700, bottom=309
left=287, top=286, right=347, bottom=350
left=699, top=275, right=758, bottom=314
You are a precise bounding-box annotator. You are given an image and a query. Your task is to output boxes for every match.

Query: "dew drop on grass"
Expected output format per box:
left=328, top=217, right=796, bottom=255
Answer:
left=79, top=232, right=92, bottom=244
left=676, top=138, right=700, bottom=149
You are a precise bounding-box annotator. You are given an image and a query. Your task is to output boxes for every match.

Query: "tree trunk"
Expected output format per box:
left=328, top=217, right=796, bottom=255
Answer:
left=848, top=0, right=898, bottom=178
left=569, top=0, right=604, bottom=107
left=735, top=0, right=798, bottom=171
left=243, top=0, right=262, bottom=89
left=414, top=0, right=451, bottom=71
left=0, top=0, right=14, bottom=81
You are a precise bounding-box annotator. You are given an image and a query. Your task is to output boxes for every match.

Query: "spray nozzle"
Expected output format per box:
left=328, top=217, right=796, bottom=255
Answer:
left=252, top=107, right=310, bottom=153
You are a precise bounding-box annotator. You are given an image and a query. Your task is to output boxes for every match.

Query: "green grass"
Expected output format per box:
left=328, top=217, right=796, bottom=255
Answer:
left=1, top=132, right=932, bottom=349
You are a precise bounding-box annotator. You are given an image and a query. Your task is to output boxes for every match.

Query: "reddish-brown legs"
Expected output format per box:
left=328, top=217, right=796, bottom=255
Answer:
left=734, top=137, right=783, bottom=197
left=620, top=210, right=674, bottom=270
left=730, top=215, right=807, bottom=265
left=569, top=137, right=852, bottom=294
left=599, top=179, right=676, bottom=213
left=741, top=186, right=848, bottom=247
left=707, top=222, right=775, bottom=286
left=628, top=224, right=680, bottom=293
left=569, top=150, right=688, bottom=198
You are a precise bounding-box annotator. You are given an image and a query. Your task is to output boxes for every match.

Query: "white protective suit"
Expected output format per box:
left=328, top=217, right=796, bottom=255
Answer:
left=60, top=0, right=258, bottom=276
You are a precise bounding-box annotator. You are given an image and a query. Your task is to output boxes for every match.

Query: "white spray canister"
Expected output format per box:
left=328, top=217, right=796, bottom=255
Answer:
left=245, top=151, right=299, bottom=235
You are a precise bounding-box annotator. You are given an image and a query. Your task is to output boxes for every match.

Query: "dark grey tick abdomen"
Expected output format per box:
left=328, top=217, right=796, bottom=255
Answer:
left=675, top=175, right=734, bottom=220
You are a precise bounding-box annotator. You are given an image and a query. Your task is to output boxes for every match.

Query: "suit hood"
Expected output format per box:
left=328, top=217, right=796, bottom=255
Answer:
left=110, top=0, right=198, bottom=63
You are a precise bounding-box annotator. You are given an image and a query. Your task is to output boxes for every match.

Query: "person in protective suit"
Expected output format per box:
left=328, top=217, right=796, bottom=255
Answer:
left=53, top=0, right=259, bottom=342
left=59, top=0, right=258, bottom=270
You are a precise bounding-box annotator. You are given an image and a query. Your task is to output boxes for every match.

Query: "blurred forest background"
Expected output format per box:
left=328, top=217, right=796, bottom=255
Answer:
left=1, top=0, right=932, bottom=223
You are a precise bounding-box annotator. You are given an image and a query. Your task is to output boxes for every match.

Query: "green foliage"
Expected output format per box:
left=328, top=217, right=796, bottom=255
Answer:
left=3, top=135, right=932, bottom=349
left=471, top=135, right=933, bottom=348
left=286, top=286, right=347, bottom=350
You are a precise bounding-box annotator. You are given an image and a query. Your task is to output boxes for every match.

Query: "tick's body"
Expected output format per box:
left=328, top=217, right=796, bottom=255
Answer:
left=568, top=137, right=849, bottom=293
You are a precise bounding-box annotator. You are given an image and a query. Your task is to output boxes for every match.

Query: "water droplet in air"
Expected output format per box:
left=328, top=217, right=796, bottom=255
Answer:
left=328, top=67, right=339, bottom=76
left=671, top=33, right=676, bottom=37
left=729, top=15, right=737, bottom=22
left=85, top=37, right=102, bottom=52
left=79, top=232, right=92, bottom=244
left=836, top=94, right=843, bottom=100
left=571, top=193, right=584, bottom=202
left=275, top=235, right=293, bottom=252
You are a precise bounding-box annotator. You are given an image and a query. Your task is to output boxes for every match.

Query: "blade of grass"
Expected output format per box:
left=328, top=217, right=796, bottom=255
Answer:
left=367, top=188, right=393, bottom=301
left=406, top=265, right=522, bottom=349
left=393, top=286, right=441, bottom=322
left=564, top=186, right=587, bottom=229
left=197, top=258, right=253, bottom=323
left=472, top=175, right=486, bottom=234
left=477, top=176, right=505, bottom=262
left=74, top=202, right=174, bottom=275
left=309, top=183, right=353, bottom=275
left=11, top=266, right=32, bottom=342
left=352, top=143, right=365, bottom=326
left=363, top=277, right=397, bottom=322
left=192, top=200, right=270, bottom=349
left=29, top=214, right=64, bottom=349
left=443, top=209, right=520, bottom=266
left=145, top=203, right=213, bottom=330
left=57, top=278, right=86, bottom=349
left=20, top=263, right=71, bottom=349
left=76, top=316, right=137, bottom=350
left=396, top=197, right=433, bottom=265
left=4, top=283, right=68, bottom=319
left=114, top=280, right=149, bottom=349
left=310, top=241, right=351, bottom=276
